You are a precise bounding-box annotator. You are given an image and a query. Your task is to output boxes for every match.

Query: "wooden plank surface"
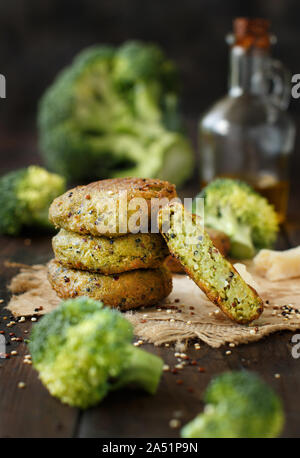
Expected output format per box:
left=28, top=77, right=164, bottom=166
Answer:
left=0, top=227, right=300, bottom=438
left=0, top=235, right=80, bottom=438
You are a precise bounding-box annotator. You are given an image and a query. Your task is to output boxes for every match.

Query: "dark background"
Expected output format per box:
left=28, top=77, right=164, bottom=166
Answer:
left=1, top=2, right=300, bottom=439
left=0, top=0, right=299, bottom=216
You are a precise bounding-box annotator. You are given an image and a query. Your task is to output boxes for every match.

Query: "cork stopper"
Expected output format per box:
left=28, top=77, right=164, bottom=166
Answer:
left=233, top=18, right=271, bottom=50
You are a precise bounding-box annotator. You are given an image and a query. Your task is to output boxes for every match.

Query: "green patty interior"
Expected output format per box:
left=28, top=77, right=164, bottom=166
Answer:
left=160, top=204, right=263, bottom=323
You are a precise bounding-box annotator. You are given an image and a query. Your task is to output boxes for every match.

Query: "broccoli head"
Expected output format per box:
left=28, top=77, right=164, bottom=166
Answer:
left=181, top=370, right=284, bottom=438
left=38, top=41, right=194, bottom=186
left=0, top=165, right=66, bottom=235
left=29, top=297, right=163, bottom=408
left=195, top=178, right=279, bottom=258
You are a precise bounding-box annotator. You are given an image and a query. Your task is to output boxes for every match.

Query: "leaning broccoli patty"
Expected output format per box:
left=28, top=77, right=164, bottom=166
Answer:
left=49, top=177, right=177, bottom=237
left=48, top=259, right=172, bottom=310
left=158, top=202, right=263, bottom=324
left=164, top=227, right=231, bottom=274
left=53, top=229, right=168, bottom=274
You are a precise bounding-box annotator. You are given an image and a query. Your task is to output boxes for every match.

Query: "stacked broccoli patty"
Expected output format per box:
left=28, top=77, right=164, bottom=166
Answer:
left=48, top=177, right=173, bottom=309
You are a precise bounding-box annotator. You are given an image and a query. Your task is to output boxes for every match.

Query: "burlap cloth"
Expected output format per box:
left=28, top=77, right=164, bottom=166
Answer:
left=5, top=261, right=300, bottom=348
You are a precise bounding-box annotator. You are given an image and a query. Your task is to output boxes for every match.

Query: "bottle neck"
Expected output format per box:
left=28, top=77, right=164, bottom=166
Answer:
left=229, top=46, right=270, bottom=97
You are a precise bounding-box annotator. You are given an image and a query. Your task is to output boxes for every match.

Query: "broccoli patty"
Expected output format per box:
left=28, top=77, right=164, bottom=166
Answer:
left=48, top=259, right=172, bottom=310
left=158, top=202, right=263, bottom=324
left=164, top=227, right=231, bottom=273
left=49, top=177, right=177, bottom=237
left=53, top=229, right=168, bottom=274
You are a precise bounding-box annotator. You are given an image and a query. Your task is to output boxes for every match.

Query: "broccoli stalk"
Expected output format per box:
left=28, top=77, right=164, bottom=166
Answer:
left=29, top=297, right=163, bottom=409
left=112, top=346, right=163, bottom=395
left=181, top=371, right=284, bottom=438
left=195, top=178, right=279, bottom=259
left=0, top=166, right=66, bottom=235
left=204, top=205, right=255, bottom=259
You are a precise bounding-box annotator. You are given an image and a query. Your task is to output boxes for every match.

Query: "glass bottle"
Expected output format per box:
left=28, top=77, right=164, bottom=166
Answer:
left=198, top=18, right=296, bottom=222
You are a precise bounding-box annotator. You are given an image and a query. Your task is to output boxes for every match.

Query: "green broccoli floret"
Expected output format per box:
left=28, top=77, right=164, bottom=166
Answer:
left=0, top=165, right=66, bottom=235
left=181, top=370, right=284, bottom=438
left=29, top=297, right=163, bottom=409
left=195, top=178, right=279, bottom=258
left=38, top=41, right=194, bottom=187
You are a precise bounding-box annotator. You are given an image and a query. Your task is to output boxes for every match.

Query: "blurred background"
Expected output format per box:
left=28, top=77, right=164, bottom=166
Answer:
left=0, top=0, right=299, bottom=221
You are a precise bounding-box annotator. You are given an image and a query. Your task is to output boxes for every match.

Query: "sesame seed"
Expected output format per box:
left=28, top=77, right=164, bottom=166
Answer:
left=229, top=343, right=235, bottom=348
left=10, top=351, right=18, bottom=356
left=6, top=321, right=16, bottom=327
left=166, top=309, right=172, bottom=314
left=169, top=419, right=181, bottom=429
left=170, top=319, right=175, bottom=323
left=175, top=364, right=183, bottom=370
left=18, top=316, right=26, bottom=323
left=165, top=343, right=170, bottom=347
left=0, top=299, right=4, bottom=303
left=18, top=382, right=26, bottom=389
left=214, top=310, right=220, bottom=314
left=187, top=320, right=192, bottom=325
left=225, top=350, right=232, bottom=355
left=249, top=329, right=256, bottom=335
left=31, top=317, right=37, bottom=322
left=163, top=365, right=170, bottom=371
left=274, top=373, right=281, bottom=379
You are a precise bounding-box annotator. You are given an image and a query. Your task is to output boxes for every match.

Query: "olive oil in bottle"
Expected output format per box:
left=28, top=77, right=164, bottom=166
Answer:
left=198, top=18, right=295, bottom=222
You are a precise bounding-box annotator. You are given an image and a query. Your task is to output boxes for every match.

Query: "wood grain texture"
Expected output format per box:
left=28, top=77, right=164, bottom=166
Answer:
left=0, top=226, right=300, bottom=437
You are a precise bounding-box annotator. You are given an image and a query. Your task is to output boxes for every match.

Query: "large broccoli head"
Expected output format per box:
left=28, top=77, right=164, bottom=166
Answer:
left=38, top=41, right=194, bottom=186
left=0, top=165, right=66, bottom=235
left=196, top=178, right=279, bottom=258
left=181, top=370, right=284, bottom=438
left=29, top=297, right=163, bottom=408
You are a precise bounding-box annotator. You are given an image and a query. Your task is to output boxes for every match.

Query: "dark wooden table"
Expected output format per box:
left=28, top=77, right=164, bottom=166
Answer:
left=1, top=122, right=300, bottom=438
left=0, top=224, right=300, bottom=438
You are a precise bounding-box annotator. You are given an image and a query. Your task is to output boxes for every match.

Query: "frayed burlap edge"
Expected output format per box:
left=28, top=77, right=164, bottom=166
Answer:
left=5, top=261, right=300, bottom=348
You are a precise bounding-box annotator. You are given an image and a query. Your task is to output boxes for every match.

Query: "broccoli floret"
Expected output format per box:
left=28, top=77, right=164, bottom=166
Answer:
left=38, top=41, right=194, bottom=187
left=29, top=297, right=163, bottom=409
left=0, top=165, right=66, bottom=235
left=195, top=178, right=279, bottom=258
left=181, top=370, right=284, bottom=438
